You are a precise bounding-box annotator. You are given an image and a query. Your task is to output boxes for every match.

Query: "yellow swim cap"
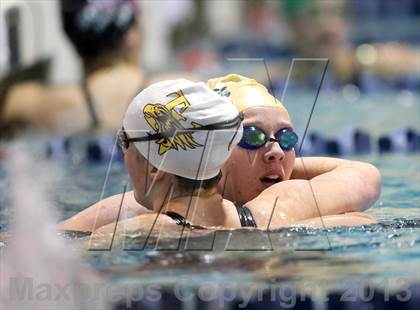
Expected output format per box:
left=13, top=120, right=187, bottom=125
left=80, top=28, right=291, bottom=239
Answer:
left=207, top=74, right=284, bottom=112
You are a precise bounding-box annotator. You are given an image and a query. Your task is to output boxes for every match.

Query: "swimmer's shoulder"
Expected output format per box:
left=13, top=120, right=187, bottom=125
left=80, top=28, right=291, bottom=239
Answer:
left=3, top=82, right=44, bottom=124
left=221, top=199, right=242, bottom=228
left=90, top=191, right=152, bottom=219
left=60, top=191, right=151, bottom=232
left=41, top=84, right=90, bottom=130
left=3, top=82, right=89, bottom=131
left=93, top=212, right=182, bottom=237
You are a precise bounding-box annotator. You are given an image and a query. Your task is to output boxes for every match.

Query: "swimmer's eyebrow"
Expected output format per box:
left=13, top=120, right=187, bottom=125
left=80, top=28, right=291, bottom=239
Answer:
left=244, top=118, right=293, bottom=129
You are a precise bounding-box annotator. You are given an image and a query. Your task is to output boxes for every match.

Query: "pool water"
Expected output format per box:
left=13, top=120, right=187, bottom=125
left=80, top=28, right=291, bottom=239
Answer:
left=0, top=92, right=419, bottom=307
left=67, top=154, right=420, bottom=299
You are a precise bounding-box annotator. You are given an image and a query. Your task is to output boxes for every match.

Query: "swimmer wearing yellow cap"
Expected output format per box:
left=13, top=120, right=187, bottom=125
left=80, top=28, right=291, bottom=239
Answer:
left=208, top=74, right=284, bottom=112
left=206, top=73, right=380, bottom=229
left=206, top=74, right=296, bottom=208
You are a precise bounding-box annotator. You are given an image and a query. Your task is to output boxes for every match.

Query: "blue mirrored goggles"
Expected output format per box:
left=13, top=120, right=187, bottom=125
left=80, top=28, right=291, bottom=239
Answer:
left=238, top=126, right=298, bottom=151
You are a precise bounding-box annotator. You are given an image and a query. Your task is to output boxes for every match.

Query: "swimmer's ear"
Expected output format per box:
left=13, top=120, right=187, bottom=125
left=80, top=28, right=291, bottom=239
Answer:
left=149, top=167, right=166, bottom=180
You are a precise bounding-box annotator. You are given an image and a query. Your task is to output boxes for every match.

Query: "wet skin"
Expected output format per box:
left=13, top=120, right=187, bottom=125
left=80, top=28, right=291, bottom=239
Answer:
left=220, top=106, right=296, bottom=207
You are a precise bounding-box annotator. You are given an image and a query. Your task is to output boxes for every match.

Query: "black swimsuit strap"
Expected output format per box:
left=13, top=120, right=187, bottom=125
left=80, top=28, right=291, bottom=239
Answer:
left=165, top=211, right=206, bottom=230
left=166, top=206, right=257, bottom=229
left=81, top=82, right=145, bottom=130
left=81, top=81, right=100, bottom=129
left=236, top=206, right=257, bottom=228
left=58, top=230, right=92, bottom=238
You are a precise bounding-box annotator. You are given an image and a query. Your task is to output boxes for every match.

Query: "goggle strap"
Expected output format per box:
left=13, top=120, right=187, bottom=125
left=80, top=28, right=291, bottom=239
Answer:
left=126, top=113, right=243, bottom=143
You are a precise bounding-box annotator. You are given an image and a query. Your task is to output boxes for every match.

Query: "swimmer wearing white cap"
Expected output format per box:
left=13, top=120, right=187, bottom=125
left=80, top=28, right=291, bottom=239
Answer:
left=121, top=79, right=256, bottom=228
left=77, top=79, right=259, bottom=234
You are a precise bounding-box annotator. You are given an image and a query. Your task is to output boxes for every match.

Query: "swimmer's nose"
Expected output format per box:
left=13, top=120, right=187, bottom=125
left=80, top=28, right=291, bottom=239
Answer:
left=263, top=140, right=285, bottom=163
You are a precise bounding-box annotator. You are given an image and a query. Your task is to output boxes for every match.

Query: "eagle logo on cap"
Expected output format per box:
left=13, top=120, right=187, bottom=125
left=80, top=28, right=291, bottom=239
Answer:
left=143, top=90, right=203, bottom=155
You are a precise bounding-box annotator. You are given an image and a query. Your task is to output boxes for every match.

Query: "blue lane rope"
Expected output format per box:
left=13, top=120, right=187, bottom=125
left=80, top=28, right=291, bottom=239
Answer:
left=44, top=127, right=419, bottom=162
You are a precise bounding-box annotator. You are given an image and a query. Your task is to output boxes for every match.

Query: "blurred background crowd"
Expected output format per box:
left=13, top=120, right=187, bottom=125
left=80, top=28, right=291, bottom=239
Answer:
left=0, top=0, right=419, bottom=135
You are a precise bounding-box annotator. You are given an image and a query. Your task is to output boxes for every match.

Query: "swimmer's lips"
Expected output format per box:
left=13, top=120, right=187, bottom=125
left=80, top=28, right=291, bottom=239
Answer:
left=260, top=171, right=284, bottom=184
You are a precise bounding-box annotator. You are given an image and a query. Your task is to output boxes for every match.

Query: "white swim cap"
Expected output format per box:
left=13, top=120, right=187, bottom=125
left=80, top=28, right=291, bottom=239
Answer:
left=123, top=79, right=243, bottom=180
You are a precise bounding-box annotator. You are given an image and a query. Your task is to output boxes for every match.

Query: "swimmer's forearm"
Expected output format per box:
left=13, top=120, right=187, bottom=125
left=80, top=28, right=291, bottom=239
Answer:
left=291, top=157, right=381, bottom=212
left=246, top=162, right=380, bottom=228
left=60, top=191, right=150, bottom=232
left=291, top=212, right=377, bottom=228
left=291, top=157, right=349, bottom=180
left=308, top=160, right=381, bottom=213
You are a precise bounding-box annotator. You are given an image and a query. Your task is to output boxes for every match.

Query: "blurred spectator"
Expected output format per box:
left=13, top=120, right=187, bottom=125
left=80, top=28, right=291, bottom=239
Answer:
left=0, top=0, right=144, bottom=135
left=142, top=0, right=194, bottom=73
left=275, top=0, right=419, bottom=92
